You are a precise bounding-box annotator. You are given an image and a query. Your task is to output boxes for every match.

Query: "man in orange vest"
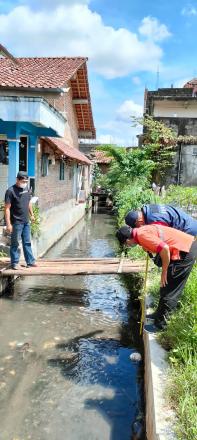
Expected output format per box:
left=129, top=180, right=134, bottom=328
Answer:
left=116, top=224, right=197, bottom=331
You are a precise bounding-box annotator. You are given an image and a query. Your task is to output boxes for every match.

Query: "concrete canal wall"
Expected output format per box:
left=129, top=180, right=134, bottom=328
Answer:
left=33, top=200, right=87, bottom=257
left=144, top=299, right=176, bottom=440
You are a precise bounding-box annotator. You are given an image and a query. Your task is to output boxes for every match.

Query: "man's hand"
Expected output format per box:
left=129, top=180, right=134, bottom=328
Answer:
left=6, top=224, right=12, bottom=234
left=30, top=214, right=35, bottom=223
left=161, top=268, right=168, bottom=287
left=159, top=245, right=170, bottom=288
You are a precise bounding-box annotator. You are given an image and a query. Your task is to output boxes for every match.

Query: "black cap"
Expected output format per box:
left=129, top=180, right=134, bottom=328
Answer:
left=125, top=210, right=138, bottom=228
left=17, top=171, right=28, bottom=180
left=116, top=225, right=133, bottom=245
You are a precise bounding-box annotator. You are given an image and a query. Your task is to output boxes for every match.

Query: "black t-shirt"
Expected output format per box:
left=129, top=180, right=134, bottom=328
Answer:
left=5, top=184, right=31, bottom=224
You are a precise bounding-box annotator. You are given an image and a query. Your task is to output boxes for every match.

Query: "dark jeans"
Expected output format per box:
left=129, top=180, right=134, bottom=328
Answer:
left=10, top=222, right=35, bottom=266
left=155, top=240, right=197, bottom=328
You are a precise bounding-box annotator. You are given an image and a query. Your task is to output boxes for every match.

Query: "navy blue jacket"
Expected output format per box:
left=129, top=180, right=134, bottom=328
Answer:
left=142, top=204, right=197, bottom=236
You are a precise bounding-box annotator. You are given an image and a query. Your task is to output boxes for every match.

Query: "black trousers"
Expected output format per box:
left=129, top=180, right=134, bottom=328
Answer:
left=155, top=240, right=197, bottom=327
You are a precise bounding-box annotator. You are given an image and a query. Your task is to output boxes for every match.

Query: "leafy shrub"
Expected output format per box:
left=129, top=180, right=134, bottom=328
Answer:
left=164, top=185, right=197, bottom=208
left=31, top=205, right=40, bottom=237
left=158, top=265, right=197, bottom=439
left=115, top=178, right=157, bottom=226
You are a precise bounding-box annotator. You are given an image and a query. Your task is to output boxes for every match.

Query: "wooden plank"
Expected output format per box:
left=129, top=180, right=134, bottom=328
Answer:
left=0, top=257, right=147, bottom=277
left=1, top=264, right=145, bottom=276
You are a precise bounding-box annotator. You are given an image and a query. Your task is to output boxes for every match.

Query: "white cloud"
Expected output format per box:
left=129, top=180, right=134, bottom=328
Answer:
left=97, top=134, right=125, bottom=145
left=116, top=100, right=143, bottom=123
left=97, top=99, right=143, bottom=146
left=139, top=16, right=171, bottom=41
left=0, top=5, right=170, bottom=79
left=132, top=76, right=141, bottom=85
left=181, top=5, right=197, bottom=16
left=20, top=0, right=91, bottom=7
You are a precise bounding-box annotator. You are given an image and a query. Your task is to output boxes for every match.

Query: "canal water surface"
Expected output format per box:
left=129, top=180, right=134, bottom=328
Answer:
left=0, top=213, right=144, bottom=440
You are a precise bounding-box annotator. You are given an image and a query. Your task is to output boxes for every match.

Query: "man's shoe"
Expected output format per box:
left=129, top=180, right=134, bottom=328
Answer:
left=26, top=262, right=38, bottom=268
left=11, top=264, right=21, bottom=270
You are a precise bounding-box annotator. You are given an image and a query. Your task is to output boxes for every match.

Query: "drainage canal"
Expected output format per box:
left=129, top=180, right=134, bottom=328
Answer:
left=0, top=212, right=145, bottom=440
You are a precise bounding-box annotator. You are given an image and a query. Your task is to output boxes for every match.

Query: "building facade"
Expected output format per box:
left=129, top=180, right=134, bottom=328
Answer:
left=0, top=54, right=95, bottom=255
left=144, top=81, right=197, bottom=186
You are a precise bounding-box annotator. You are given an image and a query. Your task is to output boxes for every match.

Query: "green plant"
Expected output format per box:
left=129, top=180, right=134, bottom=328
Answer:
left=163, top=185, right=197, bottom=208
left=0, top=250, right=6, bottom=257
left=153, top=265, right=197, bottom=439
left=98, top=144, right=155, bottom=191
left=115, top=178, right=157, bottom=226
left=132, top=116, right=176, bottom=184
left=31, top=205, right=41, bottom=237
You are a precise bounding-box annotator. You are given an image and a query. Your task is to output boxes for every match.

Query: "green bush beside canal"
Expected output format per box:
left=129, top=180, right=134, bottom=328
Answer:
left=95, top=121, right=197, bottom=438
left=115, top=181, right=197, bottom=440
left=147, top=265, right=197, bottom=440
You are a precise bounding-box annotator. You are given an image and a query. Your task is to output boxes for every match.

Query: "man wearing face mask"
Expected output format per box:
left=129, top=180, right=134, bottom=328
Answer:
left=4, top=171, right=37, bottom=270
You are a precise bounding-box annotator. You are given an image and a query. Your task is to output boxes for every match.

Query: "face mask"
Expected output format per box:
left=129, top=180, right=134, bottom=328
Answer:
left=19, top=182, right=27, bottom=189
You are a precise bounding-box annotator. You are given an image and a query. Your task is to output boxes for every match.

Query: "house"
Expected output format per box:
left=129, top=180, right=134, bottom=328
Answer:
left=0, top=53, right=95, bottom=255
left=144, top=81, right=197, bottom=186
left=79, top=143, right=112, bottom=174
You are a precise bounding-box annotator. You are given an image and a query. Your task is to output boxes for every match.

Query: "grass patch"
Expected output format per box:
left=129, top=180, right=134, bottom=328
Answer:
left=146, top=265, right=197, bottom=439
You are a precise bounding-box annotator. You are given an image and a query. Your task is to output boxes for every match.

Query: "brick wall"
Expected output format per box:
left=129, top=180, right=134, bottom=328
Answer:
left=64, top=85, right=79, bottom=149
left=37, top=159, right=75, bottom=211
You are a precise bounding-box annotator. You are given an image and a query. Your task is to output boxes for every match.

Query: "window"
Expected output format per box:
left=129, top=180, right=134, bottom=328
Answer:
left=0, top=140, right=8, bottom=164
left=59, top=161, right=65, bottom=180
left=29, top=178, right=35, bottom=195
left=41, top=153, right=49, bottom=177
left=19, top=136, right=28, bottom=172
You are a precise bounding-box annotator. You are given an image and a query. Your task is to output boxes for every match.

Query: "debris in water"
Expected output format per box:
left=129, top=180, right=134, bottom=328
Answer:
left=43, top=341, right=56, bottom=349
left=9, top=370, right=16, bottom=376
left=17, top=342, right=30, bottom=350
left=0, top=382, right=6, bottom=390
left=16, top=342, right=31, bottom=359
left=8, top=341, right=17, bottom=348
left=4, top=355, right=13, bottom=361
left=129, top=352, right=142, bottom=362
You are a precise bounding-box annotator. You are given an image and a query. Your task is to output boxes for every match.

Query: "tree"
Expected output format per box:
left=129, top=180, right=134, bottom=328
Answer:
left=97, top=144, right=155, bottom=192
left=132, top=116, right=176, bottom=184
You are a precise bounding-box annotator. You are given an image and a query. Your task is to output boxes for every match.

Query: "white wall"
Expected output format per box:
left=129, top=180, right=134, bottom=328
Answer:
left=32, top=198, right=87, bottom=257
left=0, top=163, right=8, bottom=201
left=154, top=100, right=197, bottom=118
left=0, top=97, right=66, bottom=137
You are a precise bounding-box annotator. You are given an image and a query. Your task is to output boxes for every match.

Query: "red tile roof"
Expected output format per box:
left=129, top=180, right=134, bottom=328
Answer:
left=184, top=78, right=197, bottom=88
left=92, top=150, right=112, bottom=164
left=0, top=56, right=96, bottom=139
left=0, top=57, right=86, bottom=88
left=44, top=137, right=92, bottom=165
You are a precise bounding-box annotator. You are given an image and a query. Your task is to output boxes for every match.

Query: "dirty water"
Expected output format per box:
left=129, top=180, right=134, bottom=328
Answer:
left=0, top=213, right=144, bottom=440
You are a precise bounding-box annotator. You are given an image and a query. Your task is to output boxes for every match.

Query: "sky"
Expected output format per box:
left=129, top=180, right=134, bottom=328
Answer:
left=0, top=0, right=197, bottom=145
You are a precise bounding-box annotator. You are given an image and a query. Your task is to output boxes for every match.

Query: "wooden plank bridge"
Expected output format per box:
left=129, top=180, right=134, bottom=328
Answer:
left=0, top=258, right=146, bottom=276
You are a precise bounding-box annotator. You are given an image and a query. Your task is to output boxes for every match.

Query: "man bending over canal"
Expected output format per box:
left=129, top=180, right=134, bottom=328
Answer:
left=4, top=171, right=37, bottom=270
left=116, top=224, right=197, bottom=332
left=125, top=204, right=197, bottom=236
